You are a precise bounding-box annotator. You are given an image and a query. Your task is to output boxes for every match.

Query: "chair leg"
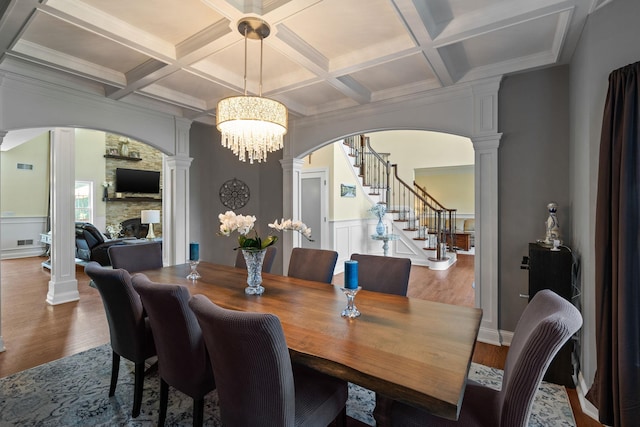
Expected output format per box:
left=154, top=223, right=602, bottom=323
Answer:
left=132, top=361, right=145, bottom=418
left=109, top=351, right=120, bottom=397
left=329, top=406, right=347, bottom=427
left=158, top=378, right=169, bottom=427
left=193, top=398, right=204, bottom=427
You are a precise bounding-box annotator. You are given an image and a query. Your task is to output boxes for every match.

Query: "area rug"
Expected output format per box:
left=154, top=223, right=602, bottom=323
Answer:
left=0, top=344, right=575, bottom=426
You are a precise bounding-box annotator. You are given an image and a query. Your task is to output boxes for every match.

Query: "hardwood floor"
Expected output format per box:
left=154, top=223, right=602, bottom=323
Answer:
left=333, top=254, right=475, bottom=307
left=0, top=256, right=601, bottom=426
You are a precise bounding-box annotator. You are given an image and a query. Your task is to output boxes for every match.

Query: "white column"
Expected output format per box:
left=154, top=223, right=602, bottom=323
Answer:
left=0, top=130, right=6, bottom=351
left=471, top=78, right=502, bottom=344
left=162, top=118, right=192, bottom=266
left=472, top=135, right=501, bottom=344
left=280, top=157, right=304, bottom=274
left=47, top=128, right=79, bottom=305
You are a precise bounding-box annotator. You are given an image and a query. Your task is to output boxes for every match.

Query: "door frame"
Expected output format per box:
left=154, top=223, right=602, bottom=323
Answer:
left=300, top=168, right=329, bottom=249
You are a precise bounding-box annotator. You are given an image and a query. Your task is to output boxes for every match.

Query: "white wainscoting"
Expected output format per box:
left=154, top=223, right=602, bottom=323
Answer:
left=330, top=218, right=408, bottom=274
left=1, top=216, right=48, bottom=259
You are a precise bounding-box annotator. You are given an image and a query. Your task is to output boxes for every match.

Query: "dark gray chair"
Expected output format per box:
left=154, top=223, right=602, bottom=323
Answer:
left=84, top=262, right=156, bottom=418
left=350, top=253, right=411, bottom=296
left=189, top=294, right=348, bottom=427
left=108, top=242, right=163, bottom=273
left=287, top=247, right=338, bottom=283
left=234, top=245, right=278, bottom=272
left=390, top=289, right=583, bottom=427
left=131, top=275, right=215, bottom=427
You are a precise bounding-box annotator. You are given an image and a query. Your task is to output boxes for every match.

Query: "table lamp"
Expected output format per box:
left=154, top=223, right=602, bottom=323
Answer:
left=141, top=209, right=160, bottom=239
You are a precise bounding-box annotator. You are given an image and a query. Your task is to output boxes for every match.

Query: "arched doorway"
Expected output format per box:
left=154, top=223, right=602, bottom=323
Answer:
left=281, top=77, right=502, bottom=344
left=0, top=72, right=194, bottom=351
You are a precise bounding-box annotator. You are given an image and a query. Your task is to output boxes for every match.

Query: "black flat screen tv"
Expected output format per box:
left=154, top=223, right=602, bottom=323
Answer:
left=115, top=168, right=160, bottom=194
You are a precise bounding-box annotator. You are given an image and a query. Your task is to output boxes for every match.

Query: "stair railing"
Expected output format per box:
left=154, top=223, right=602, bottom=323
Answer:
left=414, top=182, right=457, bottom=249
left=343, top=134, right=457, bottom=258
left=362, top=136, right=390, bottom=203
left=389, top=165, right=451, bottom=260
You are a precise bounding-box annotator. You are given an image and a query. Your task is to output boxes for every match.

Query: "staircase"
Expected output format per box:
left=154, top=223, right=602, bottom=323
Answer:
left=342, top=135, right=457, bottom=270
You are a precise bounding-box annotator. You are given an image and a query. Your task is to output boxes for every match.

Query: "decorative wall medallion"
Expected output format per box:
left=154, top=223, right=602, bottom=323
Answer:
left=219, top=178, right=250, bottom=209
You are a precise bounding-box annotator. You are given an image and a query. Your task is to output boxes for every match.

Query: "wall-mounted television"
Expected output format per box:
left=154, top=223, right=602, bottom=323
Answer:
left=115, top=168, right=160, bottom=194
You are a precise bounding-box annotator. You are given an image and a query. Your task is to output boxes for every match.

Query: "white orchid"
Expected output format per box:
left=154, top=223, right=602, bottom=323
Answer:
left=219, top=210, right=314, bottom=249
left=218, top=211, right=256, bottom=236
left=269, top=218, right=313, bottom=240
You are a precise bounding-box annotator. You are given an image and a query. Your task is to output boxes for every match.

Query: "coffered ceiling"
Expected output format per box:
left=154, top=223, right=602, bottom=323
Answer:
left=0, top=0, right=610, bottom=126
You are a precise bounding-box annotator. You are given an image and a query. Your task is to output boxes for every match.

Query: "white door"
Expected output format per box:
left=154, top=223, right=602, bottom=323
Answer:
left=301, top=169, right=328, bottom=249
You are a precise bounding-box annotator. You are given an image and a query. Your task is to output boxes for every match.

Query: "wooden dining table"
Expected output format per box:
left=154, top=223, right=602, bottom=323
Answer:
left=139, top=262, right=482, bottom=425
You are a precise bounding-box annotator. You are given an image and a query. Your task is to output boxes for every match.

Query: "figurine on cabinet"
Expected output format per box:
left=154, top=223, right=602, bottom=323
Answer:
left=544, top=202, right=561, bottom=246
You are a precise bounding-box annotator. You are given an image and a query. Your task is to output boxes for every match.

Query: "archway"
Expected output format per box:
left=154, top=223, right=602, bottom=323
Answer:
left=0, top=71, right=194, bottom=351
left=281, top=77, right=502, bottom=344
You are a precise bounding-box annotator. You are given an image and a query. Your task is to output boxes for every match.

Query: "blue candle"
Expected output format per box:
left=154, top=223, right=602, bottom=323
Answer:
left=344, top=260, right=358, bottom=289
left=189, top=242, right=200, bottom=261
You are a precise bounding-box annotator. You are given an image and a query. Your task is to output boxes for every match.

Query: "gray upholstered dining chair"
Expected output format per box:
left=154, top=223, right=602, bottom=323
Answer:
left=350, top=253, right=411, bottom=296
left=390, top=289, right=583, bottom=427
left=189, top=294, right=348, bottom=427
left=287, top=247, right=338, bottom=283
left=234, top=245, right=277, bottom=272
left=131, top=275, right=215, bottom=427
left=84, top=262, right=156, bottom=418
left=108, top=241, right=163, bottom=273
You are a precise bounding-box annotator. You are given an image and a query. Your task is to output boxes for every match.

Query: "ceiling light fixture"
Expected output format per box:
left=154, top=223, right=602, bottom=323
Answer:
left=216, top=18, right=288, bottom=164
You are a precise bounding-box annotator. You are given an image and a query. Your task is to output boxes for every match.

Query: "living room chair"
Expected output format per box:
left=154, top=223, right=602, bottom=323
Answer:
left=132, top=275, right=215, bottom=427
left=287, top=247, right=338, bottom=283
left=350, top=253, right=411, bottom=296
left=84, top=262, right=156, bottom=418
left=75, top=222, right=126, bottom=266
left=189, top=294, right=348, bottom=427
left=390, top=289, right=583, bottom=427
left=234, top=246, right=277, bottom=273
left=108, top=242, right=163, bottom=273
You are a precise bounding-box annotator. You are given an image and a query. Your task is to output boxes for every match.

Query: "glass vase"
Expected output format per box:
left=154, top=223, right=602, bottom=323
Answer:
left=242, top=248, right=266, bottom=295
left=376, top=217, right=385, bottom=236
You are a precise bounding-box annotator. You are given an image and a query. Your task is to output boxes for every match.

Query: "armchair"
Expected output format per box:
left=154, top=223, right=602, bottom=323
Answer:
left=75, top=222, right=126, bottom=266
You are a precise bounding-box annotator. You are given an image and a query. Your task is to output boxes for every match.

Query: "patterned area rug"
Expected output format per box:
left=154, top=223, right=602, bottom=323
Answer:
left=0, top=344, right=575, bottom=426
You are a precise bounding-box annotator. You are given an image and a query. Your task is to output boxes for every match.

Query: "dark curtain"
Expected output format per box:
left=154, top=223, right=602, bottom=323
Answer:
left=589, top=61, right=640, bottom=427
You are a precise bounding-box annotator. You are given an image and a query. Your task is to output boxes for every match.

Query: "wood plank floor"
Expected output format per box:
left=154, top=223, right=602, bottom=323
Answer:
left=0, top=255, right=601, bottom=426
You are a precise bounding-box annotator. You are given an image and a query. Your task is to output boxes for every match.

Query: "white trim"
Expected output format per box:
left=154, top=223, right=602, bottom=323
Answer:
left=499, top=329, right=514, bottom=346
left=301, top=168, right=329, bottom=249
left=576, top=370, right=600, bottom=422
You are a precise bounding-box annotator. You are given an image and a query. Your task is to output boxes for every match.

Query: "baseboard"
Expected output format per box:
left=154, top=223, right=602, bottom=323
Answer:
left=499, top=330, right=514, bottom=346
left=576, top=370, right=600, bottom=422
left=477, top=327, right=502, bottom=345
left=2, top=247, right=47, bottom=260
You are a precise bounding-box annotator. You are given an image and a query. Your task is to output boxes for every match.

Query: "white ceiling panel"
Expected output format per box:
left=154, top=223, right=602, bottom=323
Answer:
left=0, top=0, right=600, bottom=123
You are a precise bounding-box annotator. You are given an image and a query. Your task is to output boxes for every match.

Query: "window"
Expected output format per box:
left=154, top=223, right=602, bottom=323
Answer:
left=75, top=181, right=93, bottom=223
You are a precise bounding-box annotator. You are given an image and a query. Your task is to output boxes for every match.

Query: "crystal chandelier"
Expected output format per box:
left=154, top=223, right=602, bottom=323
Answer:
left=217, top=18, right=288, bottom=164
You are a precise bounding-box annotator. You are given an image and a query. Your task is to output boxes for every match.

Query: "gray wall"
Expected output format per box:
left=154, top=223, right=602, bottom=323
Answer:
left=189, top=122, right=285, bottom=273
left=498, top=66, right=571, bottom=331
left=569, top=0, right=640, bottom=386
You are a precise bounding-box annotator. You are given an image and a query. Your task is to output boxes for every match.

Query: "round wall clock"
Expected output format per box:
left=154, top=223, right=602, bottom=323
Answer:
left=219, top=178, right=250, bottom=209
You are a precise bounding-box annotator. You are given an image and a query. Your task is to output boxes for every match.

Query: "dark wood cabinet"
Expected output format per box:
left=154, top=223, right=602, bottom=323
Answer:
left=528, top=242, right=576, bottom=387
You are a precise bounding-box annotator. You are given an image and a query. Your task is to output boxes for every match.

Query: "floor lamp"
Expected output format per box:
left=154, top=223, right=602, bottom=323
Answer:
left=141, top=210, right=160, bottom=240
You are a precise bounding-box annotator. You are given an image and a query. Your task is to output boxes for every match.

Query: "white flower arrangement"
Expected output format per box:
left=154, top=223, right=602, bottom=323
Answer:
left=218, top=211, right=256, bottom=237
left=218, top=210, right=313, bottom=250
left=269, top=218, right=313, bottom=240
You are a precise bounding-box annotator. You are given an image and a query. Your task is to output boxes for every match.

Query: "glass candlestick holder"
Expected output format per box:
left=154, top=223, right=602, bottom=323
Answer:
left=186, top=260, right=201, bottom=280
left=340, top=286, right=362, bottom=318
